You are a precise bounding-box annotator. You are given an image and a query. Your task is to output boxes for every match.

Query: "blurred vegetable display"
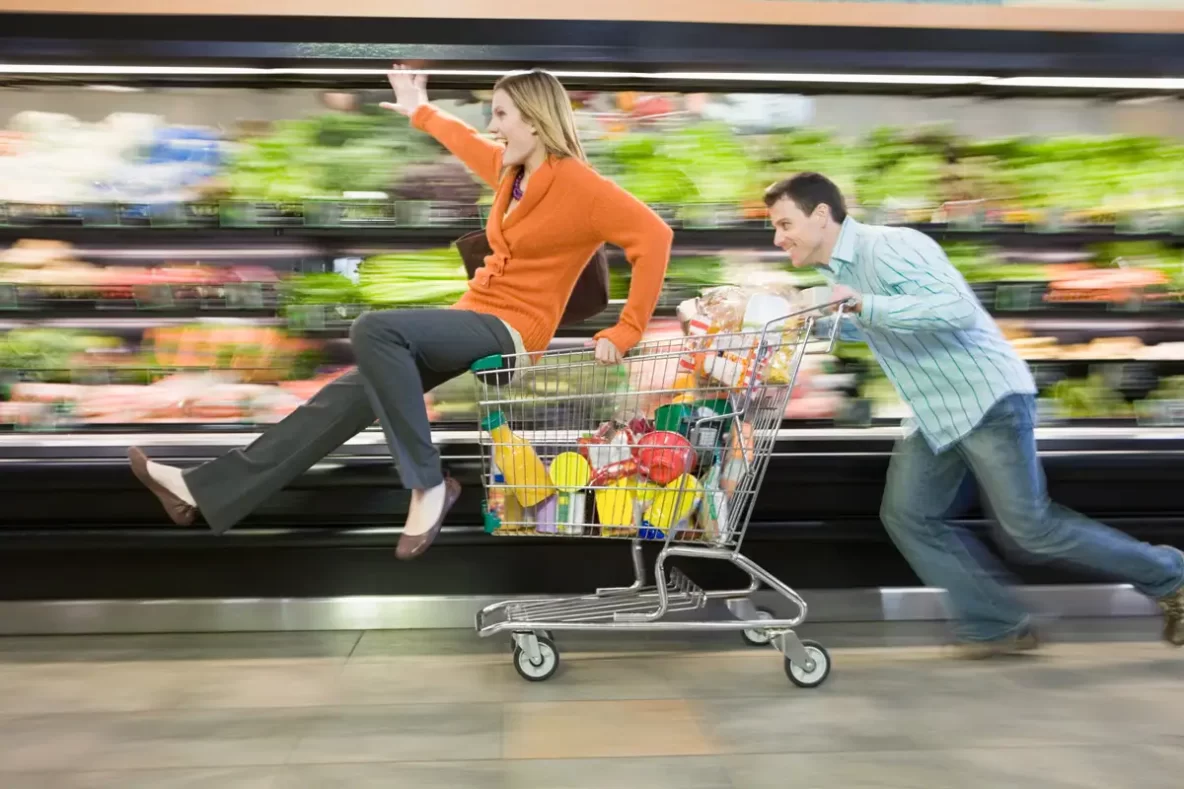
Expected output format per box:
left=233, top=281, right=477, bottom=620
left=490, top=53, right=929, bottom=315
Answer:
left=955, top=136, right=1184, bottom=218
left=1, top=89, right=1183, bottom=432
left=225, top=113, right=441, bottom=201
left=358, top=249, right=469, bottom=306
left=0, top=111, right=223, bottom=204
left=279, top=273, right=361, bottom=307
left=853, top=127, right=953, bottom=215
left=2, top=96, right=1181, bottom=221
left=0, top=328, right=122, bottom=383
left=589, top=123, right=756, bottom=210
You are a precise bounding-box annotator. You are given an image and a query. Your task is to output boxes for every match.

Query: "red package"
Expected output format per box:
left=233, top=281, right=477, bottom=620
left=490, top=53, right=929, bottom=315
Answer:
left=580, top=421, right=637, bottom=472
left=589, top=459, right=639, bottom=487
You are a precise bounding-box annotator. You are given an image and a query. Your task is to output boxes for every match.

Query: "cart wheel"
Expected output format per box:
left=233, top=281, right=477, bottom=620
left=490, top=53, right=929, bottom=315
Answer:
left=513, top=636, right=560, bottom=683
left=741, top=608, right=775, bottom=647
left=784, top=640, right=831, bottom=688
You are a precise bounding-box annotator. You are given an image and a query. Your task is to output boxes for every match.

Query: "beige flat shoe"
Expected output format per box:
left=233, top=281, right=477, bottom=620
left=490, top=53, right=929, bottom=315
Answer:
left=128, top=447, right=198, bottom=527
left=396, top=477, right=461, bottom=561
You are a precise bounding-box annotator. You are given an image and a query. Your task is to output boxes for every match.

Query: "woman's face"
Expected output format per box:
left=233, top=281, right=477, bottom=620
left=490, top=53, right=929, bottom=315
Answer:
left=487, top=89, right=540, bottom=168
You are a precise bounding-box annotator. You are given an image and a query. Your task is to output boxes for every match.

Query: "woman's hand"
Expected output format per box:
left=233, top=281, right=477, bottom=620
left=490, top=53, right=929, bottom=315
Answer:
left=594, top=337, right=623, bottom=366
left=380, top=64, right=428, bottom=117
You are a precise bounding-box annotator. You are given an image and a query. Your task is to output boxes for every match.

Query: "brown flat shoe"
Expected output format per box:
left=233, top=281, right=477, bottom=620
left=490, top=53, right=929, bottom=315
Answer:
left=396, top=477, right=461, bottom=561
left=128, top=447, right=198, bottom=527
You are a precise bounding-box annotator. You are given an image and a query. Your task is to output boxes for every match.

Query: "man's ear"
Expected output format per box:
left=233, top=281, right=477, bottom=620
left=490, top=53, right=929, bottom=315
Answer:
left=814, top=203, right=832, bottom=224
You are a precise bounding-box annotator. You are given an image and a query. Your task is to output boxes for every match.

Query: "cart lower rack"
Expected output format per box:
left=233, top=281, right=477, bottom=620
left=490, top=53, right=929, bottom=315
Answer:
left=470, top=301, right=849, bottom=687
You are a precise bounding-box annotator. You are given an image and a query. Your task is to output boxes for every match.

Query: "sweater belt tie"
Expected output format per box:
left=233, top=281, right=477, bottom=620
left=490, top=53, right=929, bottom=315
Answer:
left=475, top=255, right=508, bottom=287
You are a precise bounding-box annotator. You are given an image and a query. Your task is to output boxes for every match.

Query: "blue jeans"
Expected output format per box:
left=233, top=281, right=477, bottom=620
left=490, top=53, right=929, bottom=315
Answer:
left=881, top=393, right=1184, bottom=642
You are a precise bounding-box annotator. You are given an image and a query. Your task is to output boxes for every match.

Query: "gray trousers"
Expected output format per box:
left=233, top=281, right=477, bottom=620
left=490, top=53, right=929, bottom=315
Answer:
left=184, top=309, right=516, bottom=534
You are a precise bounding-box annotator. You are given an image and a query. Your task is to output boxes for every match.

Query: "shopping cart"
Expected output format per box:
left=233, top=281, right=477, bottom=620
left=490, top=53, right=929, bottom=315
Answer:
left=469, top=300, right=851, bottom=686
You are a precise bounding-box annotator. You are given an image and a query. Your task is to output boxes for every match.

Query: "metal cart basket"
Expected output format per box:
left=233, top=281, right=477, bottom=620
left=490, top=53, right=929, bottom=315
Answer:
left=469, top=301, right=850, bottom=686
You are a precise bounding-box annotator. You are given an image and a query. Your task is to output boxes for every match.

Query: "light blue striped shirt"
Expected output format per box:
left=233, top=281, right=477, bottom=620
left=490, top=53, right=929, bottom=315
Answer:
left=820, top=217, right=1036, bottom=452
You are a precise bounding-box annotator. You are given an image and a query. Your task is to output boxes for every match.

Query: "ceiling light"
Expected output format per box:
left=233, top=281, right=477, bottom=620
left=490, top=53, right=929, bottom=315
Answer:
left=987, top=76, right=1184, bottom=90
left=0, top=64, right=1177, bottom=90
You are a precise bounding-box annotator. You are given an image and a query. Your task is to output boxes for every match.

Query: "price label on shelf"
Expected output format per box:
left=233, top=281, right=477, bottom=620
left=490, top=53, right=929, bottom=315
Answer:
left=147, top=203, right=189, bottom=226
left=225, top=282, right=265, bottom=309
left=1031, top=362, right=1071, bottom=391
left=221, top=201, right=303, bottom=227
left=1035, top=208, right=1066, bottom=234
left=133, top=284, right=176, bottom=309
left=0, top=284, right=19, bottom=310
left=1080, top=210, right=1118, bottom=228
left=0, top=203, right=8, bottom=225
left=5, top=202, right=80, bottom=225
left=425, top=202, right=480, bottom=227
left=395, top=201, right=429, bottom=227
left=1136, top=399, right=1184, bottom=427
left=121, top=204, right=155, bottom=225
left=833, top=398, right=872, bottom=428
left=179, top=203, right=220, bottom=227
left=651, top=204, right=682, bottom=228
left=1103, top=362, right=1158, bottom=395
left=275, top=202, right=305, bottom=225
left=286, top=304, right=328, bottom=332
left=81, top=204, right=120, bottom=227
left=994, top=283, right=1047, bottom=312
left=338, top=201, right=397, bottom=226
left=1119, top=210, right=1175, bottom=235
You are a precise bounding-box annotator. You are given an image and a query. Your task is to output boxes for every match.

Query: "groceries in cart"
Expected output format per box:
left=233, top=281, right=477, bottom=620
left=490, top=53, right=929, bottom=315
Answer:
left=675, top=284, right=806, bottom=389
left=474, top=282, right=820, bottom=543
left=481, top=411, right=555, bottom=507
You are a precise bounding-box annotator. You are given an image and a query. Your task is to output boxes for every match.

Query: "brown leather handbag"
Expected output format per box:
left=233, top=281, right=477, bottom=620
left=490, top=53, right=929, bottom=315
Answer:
left=455, top=230, right=610, bottom=326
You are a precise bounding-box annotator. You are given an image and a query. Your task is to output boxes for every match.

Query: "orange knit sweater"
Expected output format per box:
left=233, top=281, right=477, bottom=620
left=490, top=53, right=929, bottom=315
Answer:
left=411, top=104, right=672, bottom=354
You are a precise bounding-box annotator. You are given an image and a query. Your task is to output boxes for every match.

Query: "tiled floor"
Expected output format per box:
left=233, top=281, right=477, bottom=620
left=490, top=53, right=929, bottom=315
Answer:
left=0, top=619, right=1180, bottom=788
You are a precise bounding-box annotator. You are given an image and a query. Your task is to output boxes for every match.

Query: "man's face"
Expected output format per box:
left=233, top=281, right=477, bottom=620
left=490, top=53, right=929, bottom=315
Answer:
left=769, top=196, right=827, bottom=268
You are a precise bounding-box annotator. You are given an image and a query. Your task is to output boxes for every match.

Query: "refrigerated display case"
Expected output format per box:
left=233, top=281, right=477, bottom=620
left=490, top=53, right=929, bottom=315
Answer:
left=0, top=10, right=1182, bottom=606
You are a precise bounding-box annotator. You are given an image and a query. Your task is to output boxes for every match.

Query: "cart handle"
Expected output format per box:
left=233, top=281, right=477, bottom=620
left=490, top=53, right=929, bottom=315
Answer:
left=759, top=297, right=856, bottom=342
left=467, top=298, right=856, bottom=378
left=678, top=299, right=853, bottom=437
left=731, top=298, right=853, bottom=407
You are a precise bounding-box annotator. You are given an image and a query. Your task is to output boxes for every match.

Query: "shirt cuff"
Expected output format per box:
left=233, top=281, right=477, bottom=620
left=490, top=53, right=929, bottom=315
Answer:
left=594, top=325, right=640, bottom=355
left=858, top=294, right=877, bottom=325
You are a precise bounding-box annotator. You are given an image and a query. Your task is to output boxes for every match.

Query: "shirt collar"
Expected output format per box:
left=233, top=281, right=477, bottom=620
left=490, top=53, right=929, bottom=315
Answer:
left=824, top=216, right=858, bottom=277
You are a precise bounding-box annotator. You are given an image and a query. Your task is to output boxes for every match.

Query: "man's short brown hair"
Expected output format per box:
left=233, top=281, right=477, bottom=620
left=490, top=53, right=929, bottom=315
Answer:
left=764, top=172, right=848, bottom=223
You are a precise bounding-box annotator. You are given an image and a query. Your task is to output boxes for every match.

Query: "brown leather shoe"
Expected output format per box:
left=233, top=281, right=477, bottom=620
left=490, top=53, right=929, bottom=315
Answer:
left=128, top=447, right=198, bottom=527
left=396, top=477, right=461, bottom=561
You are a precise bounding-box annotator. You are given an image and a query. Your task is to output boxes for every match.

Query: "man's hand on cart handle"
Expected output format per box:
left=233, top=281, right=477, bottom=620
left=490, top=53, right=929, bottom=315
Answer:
left=827, top=285, right=862, bottom=315
left=592, top=337, right=624, bottom=366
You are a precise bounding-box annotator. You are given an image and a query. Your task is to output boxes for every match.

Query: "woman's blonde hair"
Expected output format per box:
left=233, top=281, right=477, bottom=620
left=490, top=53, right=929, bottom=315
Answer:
left=493, top=69, right=586, bottom=162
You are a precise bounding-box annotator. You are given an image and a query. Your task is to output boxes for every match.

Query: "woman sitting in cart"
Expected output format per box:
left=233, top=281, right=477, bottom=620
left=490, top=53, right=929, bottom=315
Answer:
left=127, top=64, right=673, bottom=560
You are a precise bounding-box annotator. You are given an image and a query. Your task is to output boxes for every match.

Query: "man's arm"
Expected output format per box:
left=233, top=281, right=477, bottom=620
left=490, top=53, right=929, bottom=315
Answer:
left=856, top=232, right=979, bottom=333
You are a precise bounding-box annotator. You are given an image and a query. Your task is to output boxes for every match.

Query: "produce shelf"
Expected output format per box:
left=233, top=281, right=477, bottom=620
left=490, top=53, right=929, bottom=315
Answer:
left=9, top=300, right=1184, bottom=334
left=2, top=205, right=1182, bottom=243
